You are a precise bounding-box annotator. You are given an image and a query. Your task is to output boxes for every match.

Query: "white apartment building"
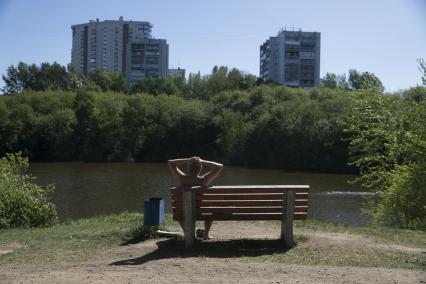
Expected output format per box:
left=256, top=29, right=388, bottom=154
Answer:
left=71, top=17, right=168, bottom=83
left=126, top=39, right=169, bottom=85
left=260, top=30, right=321, bottom=88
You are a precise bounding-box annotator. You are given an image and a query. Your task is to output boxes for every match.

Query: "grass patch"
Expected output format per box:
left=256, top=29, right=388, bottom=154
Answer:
left=249, top=240, right=425, bottom=271
left=0, top=212, right=172, bottom=265
left=294, top=234, right=309, bottom=242
left=294, top=219, right=426, bottom=248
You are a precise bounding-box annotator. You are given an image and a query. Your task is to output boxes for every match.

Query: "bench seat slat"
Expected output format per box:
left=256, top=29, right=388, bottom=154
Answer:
left=197, top=206, right=308, bottom=213
left=198, top=207, right=284, bottom=213
left=174, top=201, right=284, bottom=207
left=173, top=205, right=308, bottom=214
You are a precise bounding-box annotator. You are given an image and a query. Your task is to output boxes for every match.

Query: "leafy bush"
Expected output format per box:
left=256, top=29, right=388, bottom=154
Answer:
left=374, top=164, right=426, bottom=230
left=0, top=153, right=58, bottom=229
left=345, top=92, right=426, bottom=230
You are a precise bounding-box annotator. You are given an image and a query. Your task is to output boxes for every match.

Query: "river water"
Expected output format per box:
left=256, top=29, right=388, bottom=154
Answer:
left=29, top=163, right=372, bottom=225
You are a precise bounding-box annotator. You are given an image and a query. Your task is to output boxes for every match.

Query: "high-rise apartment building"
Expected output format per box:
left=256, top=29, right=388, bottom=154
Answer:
left=126, top=39, right=169, bottom=85
left=260, top=30, right=320, bottom=88
left=71, top=17, right=168, bottom=83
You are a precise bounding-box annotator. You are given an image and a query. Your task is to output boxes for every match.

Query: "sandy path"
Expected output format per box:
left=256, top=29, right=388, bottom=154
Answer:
left=3, top=258, right=425, bottom=284
left=1, top=222, right=425, bottom=283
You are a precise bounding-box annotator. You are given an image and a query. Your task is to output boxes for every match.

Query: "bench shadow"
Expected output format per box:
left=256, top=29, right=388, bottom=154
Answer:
left=111, top=238, right=292, bottom=266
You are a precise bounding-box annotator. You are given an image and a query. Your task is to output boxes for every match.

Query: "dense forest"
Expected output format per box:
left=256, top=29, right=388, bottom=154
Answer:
left=1, top=63, right=425, bottom=173
left=1, top=61, right=426, bottom=229
left=0, top=86, right=354, bottom=172
left=0, top=63, right=362, bottom=172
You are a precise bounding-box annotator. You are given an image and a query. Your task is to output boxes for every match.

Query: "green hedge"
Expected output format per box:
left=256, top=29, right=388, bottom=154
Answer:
left=0, top=153, right=58, bottom=229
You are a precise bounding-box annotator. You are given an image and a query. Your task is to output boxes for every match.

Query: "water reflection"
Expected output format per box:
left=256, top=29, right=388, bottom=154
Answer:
left=29, top=163, right=369, bottom=225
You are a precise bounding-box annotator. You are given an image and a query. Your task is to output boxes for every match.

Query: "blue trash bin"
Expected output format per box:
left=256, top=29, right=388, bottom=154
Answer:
left=144, top=198, right=165, bottom=226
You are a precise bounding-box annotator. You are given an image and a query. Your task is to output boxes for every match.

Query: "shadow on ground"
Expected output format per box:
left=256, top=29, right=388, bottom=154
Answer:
left=111, top=238, right=291, bottom=266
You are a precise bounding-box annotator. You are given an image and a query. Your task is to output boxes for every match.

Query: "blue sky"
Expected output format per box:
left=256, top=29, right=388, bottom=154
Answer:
left=0, top=0, right=425, bottom=91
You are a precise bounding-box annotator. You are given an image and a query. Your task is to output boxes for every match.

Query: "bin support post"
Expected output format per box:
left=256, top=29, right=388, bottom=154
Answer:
left=281, top=189, right=295, bottom=248
left=183, top=187, right=195, bottom=248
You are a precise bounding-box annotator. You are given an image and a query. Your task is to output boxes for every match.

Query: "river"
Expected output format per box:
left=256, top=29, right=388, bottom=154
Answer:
left=29, top=162, right=372, bottom=225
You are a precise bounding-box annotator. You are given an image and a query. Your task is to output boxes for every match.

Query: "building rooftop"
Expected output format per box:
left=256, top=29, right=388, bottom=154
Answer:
left=71, top=17, right=152, bottom=28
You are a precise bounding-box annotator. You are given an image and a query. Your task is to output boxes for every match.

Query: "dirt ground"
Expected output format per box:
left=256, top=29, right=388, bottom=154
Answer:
left=1, top=221, right=425, bottom=284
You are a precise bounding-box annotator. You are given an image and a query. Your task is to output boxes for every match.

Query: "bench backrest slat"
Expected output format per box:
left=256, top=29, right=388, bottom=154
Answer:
left=173, top=192, right=309, bottom=200
left=172, top=213, right=308, bottom=221
left=173, top=200, right=308, bottom=207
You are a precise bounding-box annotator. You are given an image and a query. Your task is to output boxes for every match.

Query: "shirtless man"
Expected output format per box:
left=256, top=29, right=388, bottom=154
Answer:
left=168, top=156, right=223, bottom=239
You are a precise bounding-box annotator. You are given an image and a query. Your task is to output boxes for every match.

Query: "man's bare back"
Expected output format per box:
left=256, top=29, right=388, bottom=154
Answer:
left=168, top=157, right=223, bottom=239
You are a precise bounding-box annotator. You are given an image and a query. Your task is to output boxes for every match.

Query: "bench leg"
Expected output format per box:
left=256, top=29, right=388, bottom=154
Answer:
left=281, top=190, right=295, bottom=248
left=183, top=190, right=195, bottom=248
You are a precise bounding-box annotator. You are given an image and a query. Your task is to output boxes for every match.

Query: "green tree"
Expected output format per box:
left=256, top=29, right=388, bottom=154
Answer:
left=129, top=77, right=179, bottom=96
left=36, top=62, right=69, bottom=91
left=321, top=73, right=338, bottom=89
left=336, top=74, right=349, bottom=90
left=418, top=58, right=426, bottom=86
left=67, top=64, right=86, bottom=89
left=1, top=62, right=38, bottom=95
left=205, top=66, right=231, bottom=96
left=376, top=163, right=426, bottom=229
left=73, top=91, right=99, bottom=160
left=94, top=93, right=126, bottom=161
left=403, top=86, right=426, bottom=103
left=1, top=64, right=23, bottom=95
left=1, top=62, right=84, bottom=95
left=345, top=91, right=426, bottom=229
left=88, top=69, right=113, bottom=92
left=116, top=95, right=153, bottom=160
left=227, top=68, right=257, bottom=90
left=187, top=72, right=208, bottom=99
left=110, top=73, right=127, bottom=93
left=345, top=91, right=400, bottom=192
left=348, top=69, right=384, bottom=92
left=321, top=73, right=349, bottom=90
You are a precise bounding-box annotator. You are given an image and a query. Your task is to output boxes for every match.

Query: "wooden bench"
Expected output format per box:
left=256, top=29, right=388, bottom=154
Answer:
left=171, top=185, right=310, bottom=248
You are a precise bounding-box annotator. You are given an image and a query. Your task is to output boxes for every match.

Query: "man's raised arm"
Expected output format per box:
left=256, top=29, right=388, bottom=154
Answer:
left=200, top=159, right=223, bottom=184
left=168, top=158, right=190, bottom=179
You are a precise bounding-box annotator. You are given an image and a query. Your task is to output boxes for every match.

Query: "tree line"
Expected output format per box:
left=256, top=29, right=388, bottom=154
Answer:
left=0, top=85, right=355, bottom=173
left=1, top=62, right=404, bottom=96
left=1, top=61, right=426, bottom=229
left=1, top=62, right=425, bottom=171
